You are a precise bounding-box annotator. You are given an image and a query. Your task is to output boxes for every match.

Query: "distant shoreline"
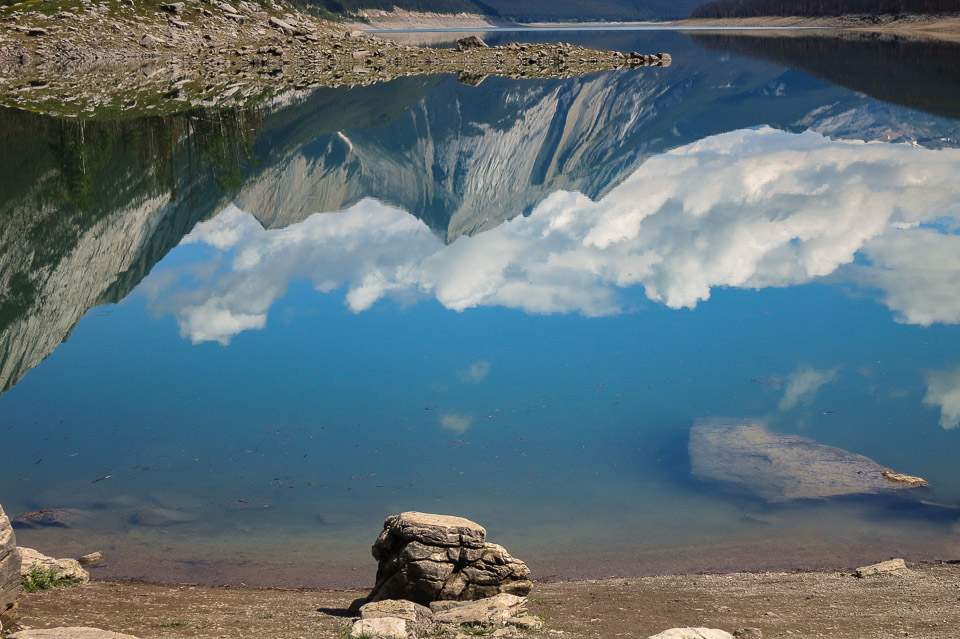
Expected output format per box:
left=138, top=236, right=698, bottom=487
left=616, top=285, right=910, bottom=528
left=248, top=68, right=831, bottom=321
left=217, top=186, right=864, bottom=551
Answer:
left=352, top=9, right=960, bottom=42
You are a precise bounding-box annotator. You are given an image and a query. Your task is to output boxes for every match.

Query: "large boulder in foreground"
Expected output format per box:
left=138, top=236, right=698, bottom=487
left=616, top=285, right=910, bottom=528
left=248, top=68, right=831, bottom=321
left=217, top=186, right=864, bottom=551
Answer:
left=367, top=512, right=532, bottom=605
left=689, top=418, right=929, bottom=503
left=1, top=504, right=21, bottom=632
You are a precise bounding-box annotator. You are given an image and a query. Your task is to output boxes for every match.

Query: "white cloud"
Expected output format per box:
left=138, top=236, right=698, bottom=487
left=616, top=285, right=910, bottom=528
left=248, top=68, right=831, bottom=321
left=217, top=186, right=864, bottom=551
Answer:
left=844, top=229, right=960, bottom=326
left=440, top=414, right=473, bottom=434
left=458, top=361, right=492, bottom=384
left=923, top=365, right=960, bottom=430
left=181, top=204, right=261, bottom=250
left=779, top=366, right=839, bottom=411
left=140, top=127, right=960, bottom=343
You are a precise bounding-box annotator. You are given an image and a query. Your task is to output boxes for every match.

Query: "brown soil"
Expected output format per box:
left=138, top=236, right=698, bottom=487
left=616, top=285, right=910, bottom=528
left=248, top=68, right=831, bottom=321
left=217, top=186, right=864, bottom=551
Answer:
left=9, top=561, right=960, bottom=638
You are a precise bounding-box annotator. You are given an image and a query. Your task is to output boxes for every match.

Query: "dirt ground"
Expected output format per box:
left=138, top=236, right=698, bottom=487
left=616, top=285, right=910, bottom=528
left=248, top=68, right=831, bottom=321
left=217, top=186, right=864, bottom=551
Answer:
left=8, top=561, right=960, bottom=639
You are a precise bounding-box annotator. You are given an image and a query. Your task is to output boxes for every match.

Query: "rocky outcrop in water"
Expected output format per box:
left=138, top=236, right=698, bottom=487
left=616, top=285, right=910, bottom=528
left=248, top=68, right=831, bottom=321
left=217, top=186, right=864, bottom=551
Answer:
left=366, top=512, right=532, bottom=605
left=689, top=418, right=930, bottom=502
left=0, top=504, right=20, bottom=632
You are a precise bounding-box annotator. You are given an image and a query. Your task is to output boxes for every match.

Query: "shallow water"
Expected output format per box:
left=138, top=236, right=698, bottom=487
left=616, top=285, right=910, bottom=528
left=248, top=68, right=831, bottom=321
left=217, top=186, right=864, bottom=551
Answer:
left=2, top=30, right=960, bottom=587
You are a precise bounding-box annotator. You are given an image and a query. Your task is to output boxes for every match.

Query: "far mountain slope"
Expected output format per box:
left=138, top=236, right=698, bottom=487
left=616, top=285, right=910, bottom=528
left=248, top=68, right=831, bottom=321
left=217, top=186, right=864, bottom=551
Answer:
left=305, top=0, right=704, bottom=21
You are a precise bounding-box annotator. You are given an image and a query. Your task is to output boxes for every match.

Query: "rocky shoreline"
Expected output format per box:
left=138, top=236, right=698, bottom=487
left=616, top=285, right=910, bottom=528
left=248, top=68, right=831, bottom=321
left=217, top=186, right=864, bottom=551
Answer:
left=7, top=510, right=960, bottom=638
left=0, top=0, right=670, bottom=119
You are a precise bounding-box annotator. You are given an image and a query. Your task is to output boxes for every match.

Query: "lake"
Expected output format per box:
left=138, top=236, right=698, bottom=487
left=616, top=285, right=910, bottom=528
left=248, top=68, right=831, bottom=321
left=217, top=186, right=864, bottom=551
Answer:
left=2, top=28, right=960, bottom=588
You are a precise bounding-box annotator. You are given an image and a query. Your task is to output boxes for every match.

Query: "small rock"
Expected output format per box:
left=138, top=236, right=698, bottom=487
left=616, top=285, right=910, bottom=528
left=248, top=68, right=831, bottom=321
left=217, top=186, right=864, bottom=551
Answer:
left=351, top=50, right=369, bottom=59
left=346, top=29, right=366, bottom=39
left=268, top=16, right=302, bottom=35
left=855, top=558, right=908, bottom=578
left=648, top=629, right=735, bottom=639
left=734, top=629, right=763, bottom=639
left=78, top=552, right=104, bottom=566
left=508, top=615, right=544, bottom=629
left=159, top=2, right=185, bottom=15
left=27, top=28, right=49, bottom=36
left=457, top=35, right=488, bottom=51
left=351, top=617, right=407, bottom=639
left=139, top=34, right=163, bottom=49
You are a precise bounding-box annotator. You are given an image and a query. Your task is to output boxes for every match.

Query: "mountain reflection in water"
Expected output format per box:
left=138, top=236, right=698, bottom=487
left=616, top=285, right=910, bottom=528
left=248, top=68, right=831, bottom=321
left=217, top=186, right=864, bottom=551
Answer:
left=2, top=30, right=960, bottom=587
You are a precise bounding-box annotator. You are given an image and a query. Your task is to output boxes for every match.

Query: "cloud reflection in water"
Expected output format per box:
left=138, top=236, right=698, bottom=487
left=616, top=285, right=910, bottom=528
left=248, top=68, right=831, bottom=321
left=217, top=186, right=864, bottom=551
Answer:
left=142, top=127, right=960, bottom=346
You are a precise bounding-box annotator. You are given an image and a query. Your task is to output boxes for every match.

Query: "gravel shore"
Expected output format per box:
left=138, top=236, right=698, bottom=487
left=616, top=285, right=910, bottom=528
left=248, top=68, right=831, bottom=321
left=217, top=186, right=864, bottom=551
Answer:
left=11, top=561, right=960, bottom=638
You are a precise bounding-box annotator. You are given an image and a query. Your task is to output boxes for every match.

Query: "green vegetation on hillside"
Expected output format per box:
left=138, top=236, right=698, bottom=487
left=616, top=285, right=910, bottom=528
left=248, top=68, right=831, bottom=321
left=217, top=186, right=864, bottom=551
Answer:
left=691, top=0, right=960, bottom=18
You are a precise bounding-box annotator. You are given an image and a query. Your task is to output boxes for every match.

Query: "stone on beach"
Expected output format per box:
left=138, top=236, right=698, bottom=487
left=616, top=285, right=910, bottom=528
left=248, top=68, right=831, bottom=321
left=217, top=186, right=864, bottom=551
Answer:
left=432, top=593, right=529, bottom=625
left=367, top=512, right=531, bottom=605
left=457, top=35, right=488, bottom=51
left=78, top=551, right=104, bottom=566
left=350, top=617, right=408, bottom=639
left=1, top=504, right=21, bottom=631
left=359, top=598, right=434, bottom=625
left=689, top=418, right=930, bottom=502
left=855, top=558, right=908, bottom=578
left=648, top=628, right=736, bottom=639
left=18, top=547, right=90, bottom=584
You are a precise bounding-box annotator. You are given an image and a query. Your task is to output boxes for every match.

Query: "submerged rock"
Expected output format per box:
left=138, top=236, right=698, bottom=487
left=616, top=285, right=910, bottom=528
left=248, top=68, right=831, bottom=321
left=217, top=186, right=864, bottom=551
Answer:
left=689, top=418, right=930, bottom=502
left=367, top=512, right=532, bottom=605
left=11, top=508, right=92, bottom=529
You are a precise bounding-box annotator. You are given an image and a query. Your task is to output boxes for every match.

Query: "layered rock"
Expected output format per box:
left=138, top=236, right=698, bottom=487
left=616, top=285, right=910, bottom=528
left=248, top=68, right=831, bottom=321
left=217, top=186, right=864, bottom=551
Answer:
left=367, top=512, right=532, bottom=605
left=689, top=418, right=930, bottom=503
left=351, top=592, right=540, bottom=638
left=18, top=547, right=90, bottom=585
left=0, top=504, right=21, bottom=631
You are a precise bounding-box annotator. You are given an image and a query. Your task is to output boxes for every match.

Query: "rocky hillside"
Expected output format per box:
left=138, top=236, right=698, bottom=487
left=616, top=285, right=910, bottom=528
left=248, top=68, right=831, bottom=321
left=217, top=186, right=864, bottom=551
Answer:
left=0, top=109, right=253, bottom=393
left=308, top=0, right=706, bottom=21
left=0, top=0, right=668, bottom=119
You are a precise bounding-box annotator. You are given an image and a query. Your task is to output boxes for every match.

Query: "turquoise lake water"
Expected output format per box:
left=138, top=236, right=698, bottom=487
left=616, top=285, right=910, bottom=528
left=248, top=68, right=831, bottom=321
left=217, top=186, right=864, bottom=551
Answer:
left=1, top=29, right=960, bottom=587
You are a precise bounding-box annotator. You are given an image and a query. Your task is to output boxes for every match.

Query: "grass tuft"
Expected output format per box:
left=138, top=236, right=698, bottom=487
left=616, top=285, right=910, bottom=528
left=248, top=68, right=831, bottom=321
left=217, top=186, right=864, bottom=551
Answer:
left=19, top=565, right=79, bottom=593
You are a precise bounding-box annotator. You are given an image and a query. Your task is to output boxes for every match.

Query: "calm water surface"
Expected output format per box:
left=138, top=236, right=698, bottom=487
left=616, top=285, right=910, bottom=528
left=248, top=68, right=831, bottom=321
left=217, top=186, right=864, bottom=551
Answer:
left=2, top=30, right=960, bottom=587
